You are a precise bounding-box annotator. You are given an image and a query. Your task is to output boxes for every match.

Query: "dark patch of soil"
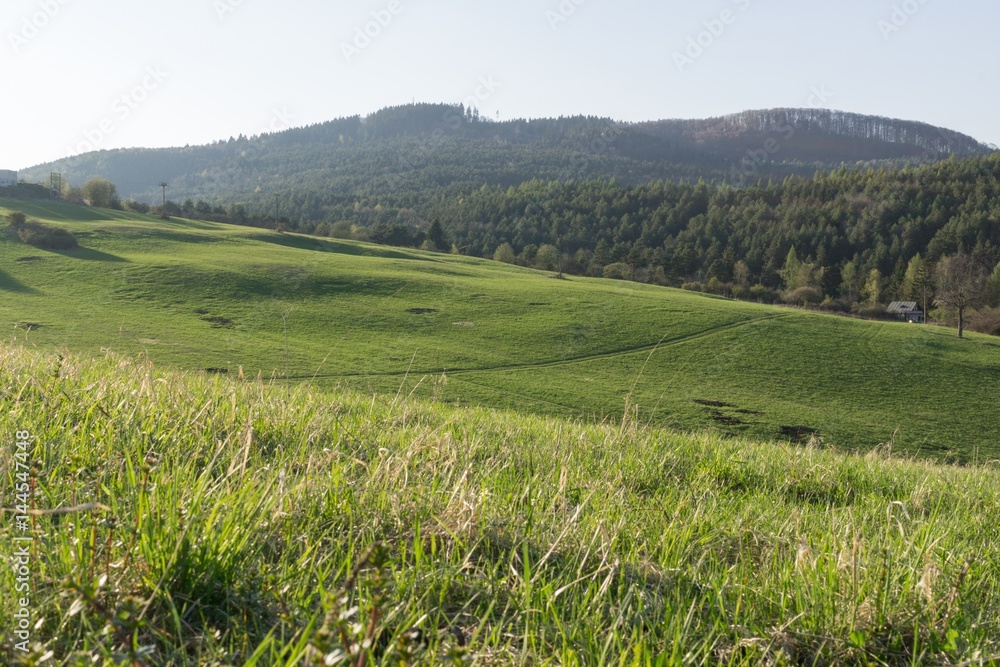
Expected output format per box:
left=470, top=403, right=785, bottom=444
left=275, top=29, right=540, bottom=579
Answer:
left=17, top=322, right=42, bottom=331
left=709, top=410, right=746, bottom=427
left=780, top=425, right=819, bottom=443
left=694, top=399, right=735, bottom=408
left=205, top=368, right=229, bottom=375
left=16, top=256, right=44, bottom=262
left=736, top=408, right=765, bottom=416
left=193, top=308, right=210, bottom=315
left=527, top=302, right=550, bottom=306
left=407, top=308, right=439, bottom=315
left=202, top=316, right=235, bottom=329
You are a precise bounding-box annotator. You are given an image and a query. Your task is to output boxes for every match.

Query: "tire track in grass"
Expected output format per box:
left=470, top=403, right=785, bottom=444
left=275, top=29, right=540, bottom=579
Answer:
left=444, top=376, right=587, bottom=415
left=297, top=313, right=791, bottom=380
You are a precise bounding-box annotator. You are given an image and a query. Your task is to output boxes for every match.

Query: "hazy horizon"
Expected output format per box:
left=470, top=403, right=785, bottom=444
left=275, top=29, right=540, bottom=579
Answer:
left=6, top=0, right=999, bottom=170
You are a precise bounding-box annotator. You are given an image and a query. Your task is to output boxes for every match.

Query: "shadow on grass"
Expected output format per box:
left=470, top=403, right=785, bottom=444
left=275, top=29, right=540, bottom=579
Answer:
left=0, top=268, right=38, bottom=294
left=51, top=246, right=129, bottom=262
left=251, top=232, right=431, bottom=261
left=0, top=200, right=110, bottom=223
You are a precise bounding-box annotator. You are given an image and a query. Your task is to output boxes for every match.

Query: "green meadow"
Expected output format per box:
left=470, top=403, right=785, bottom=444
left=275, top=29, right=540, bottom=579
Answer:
left=2, top=199, right=1000, bottom=461
left=2, top=344, right=1000, bottom=665
left=3, top=201, right=1000, bottom=665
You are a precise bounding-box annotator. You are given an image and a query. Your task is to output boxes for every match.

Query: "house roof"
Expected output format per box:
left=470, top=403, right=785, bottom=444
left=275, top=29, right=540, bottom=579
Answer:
left=887, top=301, right=920, bottom=313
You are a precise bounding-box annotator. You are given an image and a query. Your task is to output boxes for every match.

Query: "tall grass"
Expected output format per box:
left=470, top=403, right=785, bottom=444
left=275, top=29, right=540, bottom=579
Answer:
left=1, top=344, right=999, bottom=665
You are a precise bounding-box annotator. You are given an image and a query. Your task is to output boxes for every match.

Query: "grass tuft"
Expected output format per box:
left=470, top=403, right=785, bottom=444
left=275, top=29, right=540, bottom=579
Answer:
left=2, top=344, right=1000, bottom=664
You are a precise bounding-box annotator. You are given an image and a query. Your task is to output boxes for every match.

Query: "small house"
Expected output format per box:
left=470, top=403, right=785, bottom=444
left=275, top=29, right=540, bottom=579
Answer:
left=887, top=301, right=923, bottom=323
left=0, top=170, right=16, bottom=187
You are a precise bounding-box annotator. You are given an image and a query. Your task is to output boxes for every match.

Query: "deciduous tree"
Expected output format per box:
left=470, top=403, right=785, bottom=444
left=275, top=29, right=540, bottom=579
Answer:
left=81, top=177, right=119, bottom=209
left=934, top=253, right=990, bottom=338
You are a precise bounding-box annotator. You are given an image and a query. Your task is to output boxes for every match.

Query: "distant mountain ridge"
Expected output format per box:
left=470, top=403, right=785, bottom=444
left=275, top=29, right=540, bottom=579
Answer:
left=18, top=104, right=994, bottom=221
left=643, top=108, right=989, bottom=154
left=636, top=109, right=993, bottom=173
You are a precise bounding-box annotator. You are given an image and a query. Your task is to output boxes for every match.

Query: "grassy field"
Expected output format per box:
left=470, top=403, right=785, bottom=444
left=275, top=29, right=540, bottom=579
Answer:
left=2, top=199, right=1000, bottom=461
left=2, top=344, right=1000, bottom=665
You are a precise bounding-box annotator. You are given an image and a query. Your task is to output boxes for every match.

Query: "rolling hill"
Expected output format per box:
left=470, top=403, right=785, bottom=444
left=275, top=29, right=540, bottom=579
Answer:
left=3, top=198, right=1000, bottom=462
left=17, top=105, right=993, bottom=224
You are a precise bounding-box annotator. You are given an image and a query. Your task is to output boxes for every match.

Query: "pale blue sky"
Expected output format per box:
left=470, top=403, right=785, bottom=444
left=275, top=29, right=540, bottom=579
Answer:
left=4, top=0, right=998, bottom=170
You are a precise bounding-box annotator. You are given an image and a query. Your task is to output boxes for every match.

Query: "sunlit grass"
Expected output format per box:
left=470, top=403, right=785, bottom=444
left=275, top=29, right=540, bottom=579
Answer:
left=2, top=344, right=999, bottom=665
left=3, top=199, right=1000, bottom=461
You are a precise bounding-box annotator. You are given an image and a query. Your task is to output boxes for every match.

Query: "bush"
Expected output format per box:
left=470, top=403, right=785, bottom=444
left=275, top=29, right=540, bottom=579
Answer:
left=749, top=284, right=780, bottom=304
left=966, top=307, right=1000, bottom=336
left=13, top=219, right=79, bottom=250
left=817, top=297, right=850, bottom=313
left=782, top=286, right=824, bottom=306
left=493, top=242, right=516, bottom=264
left=124, top=200, right=150, bottom=214
left=7, top=211, right=27, bottom=228
left=603, top=263, right=631, bottom=280
left=851, top=303, right=893, bottom=321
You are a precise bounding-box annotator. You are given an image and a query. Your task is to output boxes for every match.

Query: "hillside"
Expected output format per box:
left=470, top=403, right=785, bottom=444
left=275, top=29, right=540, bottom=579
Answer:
left=2, top=342, right=1000, bottom=664
left=639, top=108, right=992, bottom=163
left=3, top=199, right=1000, bottom=462
left=17, top=105, right=993, bottom=223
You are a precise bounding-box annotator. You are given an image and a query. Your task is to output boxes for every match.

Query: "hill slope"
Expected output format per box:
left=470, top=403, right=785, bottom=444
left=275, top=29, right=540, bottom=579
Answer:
left=2, top=199, right=1000, bottom=461
left=17, top=105, right=993, bottom=220
left=2, top=343, right=999, bottom=664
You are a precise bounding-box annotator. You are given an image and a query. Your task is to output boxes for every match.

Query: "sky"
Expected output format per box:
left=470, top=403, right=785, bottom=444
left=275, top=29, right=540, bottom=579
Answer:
left=3, top=0, right=999, bottom=170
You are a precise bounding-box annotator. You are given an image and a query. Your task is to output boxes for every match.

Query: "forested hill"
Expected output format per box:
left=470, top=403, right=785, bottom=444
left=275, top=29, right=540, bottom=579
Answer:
left=20, top=104, right=993, bottom=220
left=639, top=108, right=991, bottom=162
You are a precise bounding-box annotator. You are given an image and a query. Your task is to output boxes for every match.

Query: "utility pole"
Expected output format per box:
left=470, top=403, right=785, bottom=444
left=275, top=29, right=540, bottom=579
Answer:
left=159, top=182, right=169, bottom=217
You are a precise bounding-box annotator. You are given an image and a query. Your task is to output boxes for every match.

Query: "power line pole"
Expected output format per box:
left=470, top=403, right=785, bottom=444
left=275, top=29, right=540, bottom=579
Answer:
left=159, top=183, right=169, bottom=219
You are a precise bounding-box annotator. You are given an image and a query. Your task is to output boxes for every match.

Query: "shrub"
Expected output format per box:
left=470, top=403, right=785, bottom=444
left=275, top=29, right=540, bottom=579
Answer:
left=966, top=307, right=1000, bottom=336
left=14, top=220, right=79, bottom=250
left=818, top=297, right=850, bottom=312
left=7, top=211, right=27, bottom=228
left=782, top=286, right=824, bottom=306
left=329, top=220, right=354, bottom=239
left=603, top=263, right=631, bottom=280
left=852, top=303, right=893, bottom=321
left=749, top=284, right=780, bottom=304
left=493, top=242, right=516, bottom=264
